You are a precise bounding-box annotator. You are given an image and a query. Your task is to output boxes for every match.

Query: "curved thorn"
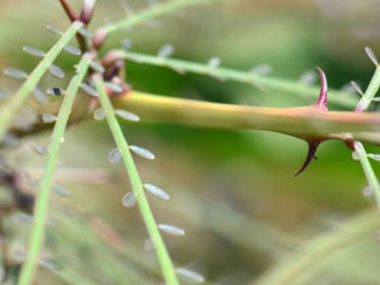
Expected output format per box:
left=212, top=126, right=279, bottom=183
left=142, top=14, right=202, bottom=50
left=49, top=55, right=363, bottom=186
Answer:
left=295, top=141, right=320, bottom=176
left=315, top=66, right=328, bottom=108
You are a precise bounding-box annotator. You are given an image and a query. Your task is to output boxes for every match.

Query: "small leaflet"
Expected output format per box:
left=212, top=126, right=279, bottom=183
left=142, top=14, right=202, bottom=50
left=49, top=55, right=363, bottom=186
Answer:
left=47, top=87, right=65, bottom=96
left=130, top=145, right=155, bottom=160
left=368, top=153, right=380, bottom=162
left=48, top=64, right=65, bottom=79
left=121, top=38, right=132, bottom=50
left=105, top=82, right=123, bottom=93
left=352, top=151, right=360, bottom=160
left=365, top=46, right=378, bottom=66
left=350, top=81, right=364, bottom=96
left=64, top=45, right=81, bottom=56
left=80, top=82, right=98, bottom=97
left=46, top=24, right=62, bottom=36
left=22, top=46, right=45, bottom=57
left=109, top=147, right=122, bottom=164
left=144, top=183, right=170, bottom=200
left=53, top=183, right=69, bottom=197
left=0, top=88, right=10, bottom=99
left=33, top=88, right=49, bottom=104
left=90, top=61, right=105, bottom=74
left=41, top=113, right=57, bottom=123
left=158, top=44, right=174, bottom=58
left=93, top=108, right=106, bottom=121
left=207, top=57, right=221, bottom=69
left=115, top=109, right=140, bottom=122
left=251, top=64, right=273, bottom=76
left=78, top=28, right=93, bottom=38
left=158, top=223, right=185, bottom=236
left=3, top=68, right=28, bottom=80
left=30, top=144, right=48, bottom=155
left=176, top=267, right=205, bottom=283
left=122, top=191, right=137, bottom=207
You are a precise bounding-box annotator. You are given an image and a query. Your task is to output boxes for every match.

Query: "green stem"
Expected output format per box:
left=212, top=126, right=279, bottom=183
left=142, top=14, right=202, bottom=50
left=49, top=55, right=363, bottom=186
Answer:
left=356, top=65, right=380, bottom=112
left=18, top=54, right=92, bottom=285
left=94, top=77, right=178, bottom=285
left=0, top=21, right=83, bottom=141
left=102, top=0, right=224, bottom=34
left=117, top=50, right=357, bottom=108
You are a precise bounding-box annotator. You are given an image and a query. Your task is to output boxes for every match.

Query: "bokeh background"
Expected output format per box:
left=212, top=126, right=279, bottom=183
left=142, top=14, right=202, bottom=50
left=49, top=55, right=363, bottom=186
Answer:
left=0, top=0, right=380, bottom=284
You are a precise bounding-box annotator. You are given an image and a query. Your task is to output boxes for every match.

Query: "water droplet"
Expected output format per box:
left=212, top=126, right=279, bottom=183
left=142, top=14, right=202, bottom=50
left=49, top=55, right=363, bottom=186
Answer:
left=30, top=144, right=48, bottom=155
left=78, top=28, right=93, bottom=38
left=4, top=68, right=28, bottom=80
left=121, top=38, right=132, bottom=50
left=362, top=186, right=372, bottom=197
left=299, top=70, right=317, bottom=85
left=22, top=46, right=45, bottom=57
left=158, top=44, right=174, bottom=58
left=94, top=108, right=106, bottom=121
left=46, top=24, right=62, bottom=36
left=352, top=151, right=360, bottom=160
left=80, top=82, right=98, bottom=97
left=365, top=46, right=378, bottom=66
left=207, top=57, right=221, bottom=69
left=105, top=82, right=123, bottom=93
left=176, top=267, right=205, bottom=283
left=33, top=88, right=49, bottom=104
left=130, top=145, right=155, bottom=160
left=53, top=183, right=69, bottom=197
left=0, top=88, right=10, bottom=99
left=115, top=109, right=140, bottom=122
left=109, top=147, right=122, bottom=164
left=122, top=191, right=136, bottom=207
left=368, top=153, right=380, bottom=161
left=144, top=183, right=170, bottom=200
left=158, top=223, right=185, bottom=236
left=47, top=87, right=64, bottom=96
left=48, top=64, right=65, bottom=79
left=64, top=45, right=81, bottom=56
left=251, top=64, right=272, bottom=76
left=41, top=113, right=56, bottom=123
left=90, top=61, right=105, bottom=73
left=350, top=81, right=364, bottom=96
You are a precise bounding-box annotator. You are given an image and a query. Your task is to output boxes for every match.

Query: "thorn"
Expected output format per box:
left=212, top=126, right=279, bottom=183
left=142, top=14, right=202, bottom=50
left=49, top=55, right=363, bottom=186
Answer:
left=315, top=66, right=328, bottom=110
left=80, top=0, right=96, bottom=24
left=59, top=0, right=79, bottom=22
left=295, top=140, right=320, bottom=176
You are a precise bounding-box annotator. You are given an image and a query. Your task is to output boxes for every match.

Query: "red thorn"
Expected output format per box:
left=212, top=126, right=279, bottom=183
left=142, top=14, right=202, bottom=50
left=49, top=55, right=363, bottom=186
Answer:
left=59, top=0, right=79, bottom=22
left=295, top=140, right=320, bottom=176
left=315, top=66, right=328, bottom=110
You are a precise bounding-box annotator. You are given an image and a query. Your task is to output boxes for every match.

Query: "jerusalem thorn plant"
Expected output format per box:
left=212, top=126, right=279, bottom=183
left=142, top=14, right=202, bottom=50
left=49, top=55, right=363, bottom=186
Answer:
left=0, top=0, right=379, bottom=284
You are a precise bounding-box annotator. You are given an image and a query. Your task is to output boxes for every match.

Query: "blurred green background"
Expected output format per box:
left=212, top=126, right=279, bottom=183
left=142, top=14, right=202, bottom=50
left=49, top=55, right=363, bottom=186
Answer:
left=0, top=0, right=380, bottom=284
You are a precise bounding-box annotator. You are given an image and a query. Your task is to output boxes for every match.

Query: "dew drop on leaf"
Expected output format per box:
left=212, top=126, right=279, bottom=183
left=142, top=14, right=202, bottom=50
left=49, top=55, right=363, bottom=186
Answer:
left=130, top=145, right=155, bottom=160
left=33, top=88, right=49, bottom=104
left=22, top=46, right=45, bottom=57
left=158, top=223, right=185, bottom=236
left=80, top=82, right=98, bottom=97
left=47, top=87, right=65, bottom=96
left=176, top=267, right=205, bottom=283
left=90, top=61, right=105, bottom=74
left=3, top=68, right=28, bottom=80
left=158, top=44, right=174, bottom=58
left=78, top=27, right=93, bottom=38
left=362, top=186, right=372, bottom=197
left=94, top=108, right=106, bottom=121
left=122, top=191, right=136, bottom=207
left=144, top=183, right=170, bottom=200
left=105, top=82, right=123, bottom=93
left=64, top=45, right=81, bottom=56
left=48, top=64, right=65, bottom=79
left=115, top=109, right=140, bottom=122
left=251, top=64, right=272, bottom=76
left=109, top=147, right=122, bottom=164
left=46, top=24, right=62, bottom=36
left=41, top=113, right=56, bottom=123
left=207, top=57, right=221, bottom=69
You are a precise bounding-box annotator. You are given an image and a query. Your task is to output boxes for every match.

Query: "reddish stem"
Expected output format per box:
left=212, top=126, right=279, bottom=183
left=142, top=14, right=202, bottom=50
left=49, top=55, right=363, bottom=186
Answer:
left=59, top=0, right=78, bottom=22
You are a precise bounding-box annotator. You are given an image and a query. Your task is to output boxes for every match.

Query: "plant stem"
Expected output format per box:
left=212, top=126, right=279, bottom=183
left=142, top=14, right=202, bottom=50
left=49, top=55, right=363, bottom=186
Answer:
left=113, top=91, right=380, bottom=145
left=117, top=50, right=357, bottom=108
left=0, top=21, right=83, bottom=142
left=18, top=54, right=92, bottom=285
left=101, top=0, right=224, bottom=34
left=356, top=65, right=380, bottom=112
left=94, top=77, right=178, bottom=285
